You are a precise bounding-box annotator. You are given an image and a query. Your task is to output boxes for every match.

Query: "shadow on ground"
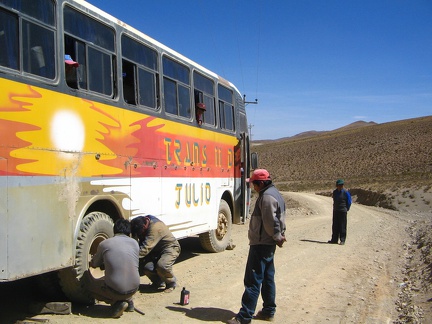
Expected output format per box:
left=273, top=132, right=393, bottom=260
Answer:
left=167, top=305, right=236, bottom=322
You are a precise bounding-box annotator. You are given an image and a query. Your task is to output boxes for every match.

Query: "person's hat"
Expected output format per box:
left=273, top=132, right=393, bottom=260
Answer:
left=65, top=54, right=79, bottom=67
left=247, top=169, right=271, bottom=182
left=336, top=179, right=344, bottom=185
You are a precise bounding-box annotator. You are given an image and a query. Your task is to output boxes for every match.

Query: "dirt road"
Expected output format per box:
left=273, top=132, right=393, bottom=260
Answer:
left=2, top=192, right=416, bottom=324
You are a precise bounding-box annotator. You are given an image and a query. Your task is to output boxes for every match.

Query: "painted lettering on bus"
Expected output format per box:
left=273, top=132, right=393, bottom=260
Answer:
left=175, top=183, right=211, bottom=209
left=166, top=138, right=201, bottom=166
left=165, top=137, right=235, bottom=168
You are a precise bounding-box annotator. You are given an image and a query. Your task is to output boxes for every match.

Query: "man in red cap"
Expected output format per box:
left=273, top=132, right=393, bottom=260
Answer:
left=228, top=169, right=286, bottom=324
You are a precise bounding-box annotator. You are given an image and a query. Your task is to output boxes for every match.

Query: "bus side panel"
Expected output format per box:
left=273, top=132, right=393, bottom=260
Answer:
left=3, top=175, right=74, bottom=281
left=159, top=177, right=226, bottom=238
left=90, top=176, right=228, bottom=239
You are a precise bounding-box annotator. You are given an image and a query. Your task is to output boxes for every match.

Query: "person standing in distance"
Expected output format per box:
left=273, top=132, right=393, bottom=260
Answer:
left=228, top=169, right=286, bottom=324
left=328, top=179, right=352, bottom=245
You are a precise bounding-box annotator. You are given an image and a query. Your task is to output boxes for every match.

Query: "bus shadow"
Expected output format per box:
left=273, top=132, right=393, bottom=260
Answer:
left=177, top=236, right=209, bottom=264
left=166, top=305, right=236, bottom=322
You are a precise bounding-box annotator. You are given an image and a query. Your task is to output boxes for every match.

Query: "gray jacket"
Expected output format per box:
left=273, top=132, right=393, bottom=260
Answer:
left=249, top=184, right=286, bottom=245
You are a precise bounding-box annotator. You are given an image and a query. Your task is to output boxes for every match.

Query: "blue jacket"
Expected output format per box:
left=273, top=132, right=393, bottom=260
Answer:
left=333, top=188, right=352, bottom=212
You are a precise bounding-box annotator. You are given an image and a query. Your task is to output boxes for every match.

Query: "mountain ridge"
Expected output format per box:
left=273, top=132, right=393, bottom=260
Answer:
left=251, top=115, right=432, bottom=212
left=254, top=120, right=378, bottom=143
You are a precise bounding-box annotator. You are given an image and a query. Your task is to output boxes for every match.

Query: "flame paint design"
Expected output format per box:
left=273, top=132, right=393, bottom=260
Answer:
left=0, top=78, right=239, bottom=178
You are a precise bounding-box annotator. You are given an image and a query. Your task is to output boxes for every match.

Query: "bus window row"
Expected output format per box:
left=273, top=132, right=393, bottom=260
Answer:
left=0, top=0, right=235, bottom=132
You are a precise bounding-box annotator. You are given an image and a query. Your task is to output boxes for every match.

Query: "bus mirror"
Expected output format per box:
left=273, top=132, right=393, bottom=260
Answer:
left=196, top=102, right=206, bottom=125
left=251, top=152, right=258, bottom=170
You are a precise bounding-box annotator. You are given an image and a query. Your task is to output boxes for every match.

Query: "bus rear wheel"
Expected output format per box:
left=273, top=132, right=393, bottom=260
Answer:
left=199, top=199, right=232, bottom=252
left=58, top=211, right=114, bottom=304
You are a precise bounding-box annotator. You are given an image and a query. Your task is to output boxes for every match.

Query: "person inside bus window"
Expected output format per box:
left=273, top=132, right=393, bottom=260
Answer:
left=65, top=54, right=79, bottom=88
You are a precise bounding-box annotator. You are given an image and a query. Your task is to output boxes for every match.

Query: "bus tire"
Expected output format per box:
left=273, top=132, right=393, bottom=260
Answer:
left=199, top=199, right=232, bottom=252
left=58, top=211, right=114, bottom=304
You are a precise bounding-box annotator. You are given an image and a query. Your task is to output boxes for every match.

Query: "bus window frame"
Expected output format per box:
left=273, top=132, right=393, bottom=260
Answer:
left=162, top=55, right=192, bottom=121
left=218, top=84, right=235, bottom=132
left=0, top=1, right=57, bottom=81
left=193, top=71, right=216, bottom=127
left=63, top=4, right=116, bottom=98
left=121, top=33, right=160, bottom=111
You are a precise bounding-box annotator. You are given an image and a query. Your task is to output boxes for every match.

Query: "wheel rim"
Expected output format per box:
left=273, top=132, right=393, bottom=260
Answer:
left=216, top=211, right=228, bottom=240
left=88, top=233, right=109, bottom=279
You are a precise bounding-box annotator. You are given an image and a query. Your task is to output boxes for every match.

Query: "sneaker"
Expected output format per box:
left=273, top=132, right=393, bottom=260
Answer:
left=164, top=283, right=176, bottom=293
left=150, top=281, right=166, bottom=290
left=227, top=317, right=251, bottom=324
left=254, top=310, right=274, bottom=321
left=111, top=301, right=128, bottom=318
left=328, top=240, right=338, bottom=244
left=126, top=300, right=134, bottom=312
left=339, top=241, right=345, bottom=245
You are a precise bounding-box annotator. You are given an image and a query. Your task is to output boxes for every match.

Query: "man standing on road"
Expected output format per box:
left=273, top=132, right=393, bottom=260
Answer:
left=130, top=215, right=181, bottom=293
left=85, top=218, right=140, bottom=318
left=228, top=169, right=286, bottom=324
left=328, top=179, right=352, bottom=245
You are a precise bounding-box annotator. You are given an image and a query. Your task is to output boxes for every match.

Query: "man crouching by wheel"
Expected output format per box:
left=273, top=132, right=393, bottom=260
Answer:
left=85, top=218, right=140, bottom=318
left=131, top=215, right=181, bottom=293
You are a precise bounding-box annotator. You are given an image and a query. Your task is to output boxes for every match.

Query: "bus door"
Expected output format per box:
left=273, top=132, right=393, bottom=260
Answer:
left=240, top=132, right=251, bottom=223
left=0, top=157, right=8, bottom=279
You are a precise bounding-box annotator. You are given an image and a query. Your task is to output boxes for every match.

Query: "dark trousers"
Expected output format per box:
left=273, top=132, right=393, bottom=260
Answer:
left=331, top=210, right=347, bottom=243
left=83, top=271, right=137, bottom=305
left=237, top=244, right=277, bottom=322
left=139, top=245, right=180, bottom=286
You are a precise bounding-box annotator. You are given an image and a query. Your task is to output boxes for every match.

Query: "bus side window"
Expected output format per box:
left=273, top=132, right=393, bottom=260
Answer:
left=0, top=1, right=55, bottom=79
left=23, top=22, right=55, bottom=79
left=0, top=8, right=19, bottom=70
left=218, top=84, right=235, bottom=131
left=163, top=56, right=190, bottom=118
left=193, top=72, right=216, bottom=126
left=138, top=68, right=158, bottom=108
left=122, top=60, right=137, bottom=105
left=64, top=5, right=115, bottom=97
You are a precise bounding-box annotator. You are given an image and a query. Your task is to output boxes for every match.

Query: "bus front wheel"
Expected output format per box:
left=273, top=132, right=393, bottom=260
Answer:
left=199, top=200, right=232, bottom=252
left=58, top=211, right=114, bottom=304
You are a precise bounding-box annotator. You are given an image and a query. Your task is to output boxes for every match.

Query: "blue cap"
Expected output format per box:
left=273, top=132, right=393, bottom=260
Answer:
left=65, top=54, right=79, bottom=67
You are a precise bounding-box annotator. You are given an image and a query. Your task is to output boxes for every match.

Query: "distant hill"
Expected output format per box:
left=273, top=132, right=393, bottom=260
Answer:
left=251, top=116, right=432, bottom=196
left=255, top=120, right=377, bottom=143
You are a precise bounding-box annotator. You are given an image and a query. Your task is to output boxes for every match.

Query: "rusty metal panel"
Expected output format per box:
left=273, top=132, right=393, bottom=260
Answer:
left=4, top=176, right=74, bottom=281
left=0, top=157, right=8, bottom=280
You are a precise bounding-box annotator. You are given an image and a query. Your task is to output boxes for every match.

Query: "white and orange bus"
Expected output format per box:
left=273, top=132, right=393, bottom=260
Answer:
left=0, top=0, right=253, bottom=302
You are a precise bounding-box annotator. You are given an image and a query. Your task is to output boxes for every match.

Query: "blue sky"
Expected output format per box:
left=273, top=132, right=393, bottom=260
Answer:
left=87, top=0, right=432, bottom=140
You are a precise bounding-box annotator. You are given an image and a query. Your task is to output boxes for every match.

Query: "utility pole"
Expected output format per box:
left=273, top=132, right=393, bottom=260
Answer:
left=243, top=95, right=257, bottom=141
left=243, top=94, right=258, bottom=106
